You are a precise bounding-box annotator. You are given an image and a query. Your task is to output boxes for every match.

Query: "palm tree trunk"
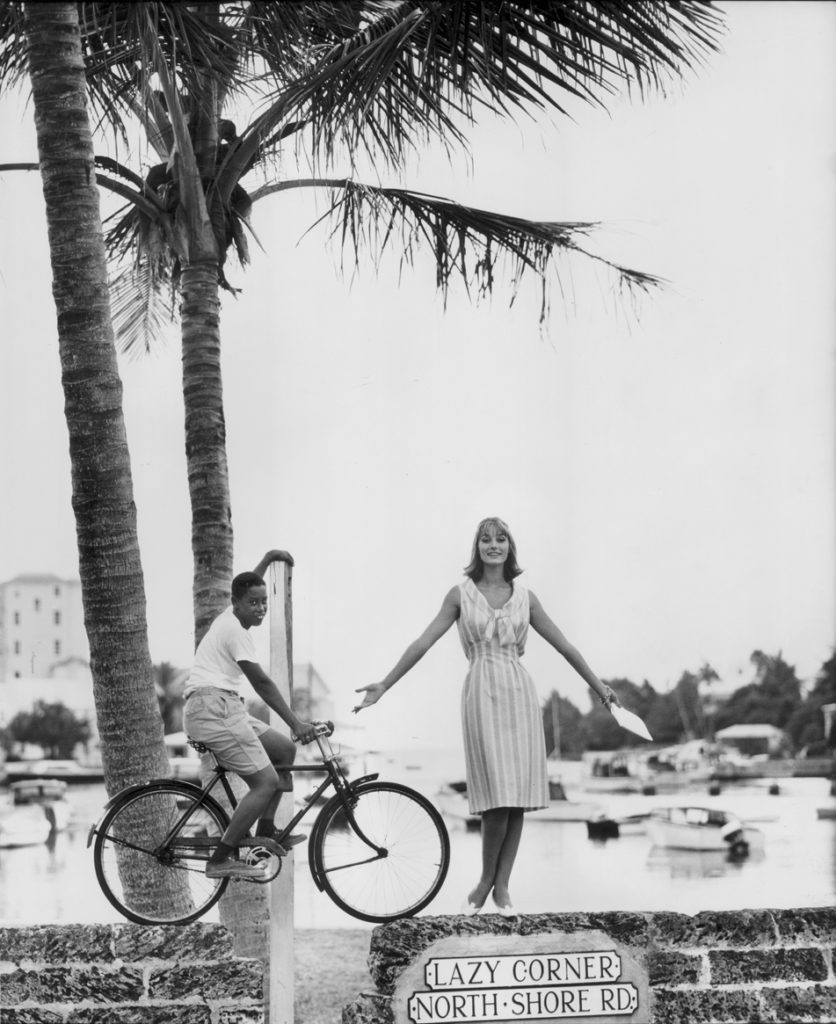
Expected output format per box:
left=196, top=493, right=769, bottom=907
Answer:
left=23, top=0, right=195, bottom=918
left=179, top=259, right=235, bottom=644
left=179, top=257, right=269, bottom=953
left=23, top=0, right=170, bottom=794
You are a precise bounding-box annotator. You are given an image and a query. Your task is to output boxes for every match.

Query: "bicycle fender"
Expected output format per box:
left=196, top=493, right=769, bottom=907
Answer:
left=87, top=778, right=206, bottom=846
left=102, top=778, right=203, bottom=812
left=348, top=773, right=379, bottom=790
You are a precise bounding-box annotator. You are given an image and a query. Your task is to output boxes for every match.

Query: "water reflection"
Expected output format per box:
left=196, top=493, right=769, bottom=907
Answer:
left=0, top=766, right=833, bottom=928
left=647, top=845, right=766, bottom=880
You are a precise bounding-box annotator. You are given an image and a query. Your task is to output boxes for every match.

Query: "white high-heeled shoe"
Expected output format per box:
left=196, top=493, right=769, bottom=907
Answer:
left=459, top=898, right=483, bottom=916
left=491, top=895, right=517, bottom=917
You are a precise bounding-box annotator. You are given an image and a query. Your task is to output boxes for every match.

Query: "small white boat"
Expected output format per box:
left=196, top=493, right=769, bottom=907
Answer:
left=169, top=757, right=202, bottom=783
left=9, top=779, right=73, bottom=832
left=435, top=782, right=476, bottom=827
left=0, top=803, right=52, bottom=848
left=586, top=812, right=649, bottom=840
left=436, top=780, right=601, bottom=829
left=166, top=732, right=203, bottom=782
left=534, top=797, right=603, bottom=823
left=646, top=805, right=764, bottom=856
left=3, top=759, right=103, bottom=784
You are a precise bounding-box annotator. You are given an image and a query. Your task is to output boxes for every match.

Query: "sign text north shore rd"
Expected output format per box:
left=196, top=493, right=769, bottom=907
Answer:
left=393, top=931, right=647, bottom=1024
left=408, top=981, right=638, bottom=1022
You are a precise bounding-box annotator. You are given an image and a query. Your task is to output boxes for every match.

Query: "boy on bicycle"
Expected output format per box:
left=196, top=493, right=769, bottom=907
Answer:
left=183, top=549, right=316, bottom=878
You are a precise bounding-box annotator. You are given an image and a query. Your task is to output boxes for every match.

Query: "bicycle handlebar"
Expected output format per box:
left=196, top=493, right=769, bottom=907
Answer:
left=292, top=720, right=334, bottom=743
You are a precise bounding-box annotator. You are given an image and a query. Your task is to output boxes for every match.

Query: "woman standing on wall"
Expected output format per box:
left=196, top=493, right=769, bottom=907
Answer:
left=353, top=516, right=619, bottom=915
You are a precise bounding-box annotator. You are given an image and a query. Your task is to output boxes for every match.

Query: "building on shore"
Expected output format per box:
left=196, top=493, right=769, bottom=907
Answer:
left=1, top=573, right=339, bottom=760
left=714, top=723, right=788, bottom=759
left=0, top=574, right=95, bottom=739
left=244, top=661, right=335, bottom=727
left=0, top=574, right=89, bottom=682
left=291, top=662, right=334, bottom=723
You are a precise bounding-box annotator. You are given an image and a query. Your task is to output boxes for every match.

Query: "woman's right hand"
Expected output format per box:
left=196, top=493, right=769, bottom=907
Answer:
left=353, top=682, right=387, bottom=714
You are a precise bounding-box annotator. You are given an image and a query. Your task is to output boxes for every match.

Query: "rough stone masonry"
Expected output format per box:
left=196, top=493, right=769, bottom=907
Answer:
left=342, top=907, right=836, bottom=1024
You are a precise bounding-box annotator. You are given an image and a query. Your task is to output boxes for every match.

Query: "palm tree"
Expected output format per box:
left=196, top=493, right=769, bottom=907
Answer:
left=17, top=1, right=190, bottom=915
left=17, top=0, right=169, bottom=795
left=3, top=1, right=724, bottom=646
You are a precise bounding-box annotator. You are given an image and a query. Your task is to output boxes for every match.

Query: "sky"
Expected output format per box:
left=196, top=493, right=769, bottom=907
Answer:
left=1, top=2, right=834, bottom=751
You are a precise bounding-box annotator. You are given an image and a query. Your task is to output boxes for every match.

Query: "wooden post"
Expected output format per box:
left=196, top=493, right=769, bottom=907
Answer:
left=267, top=560, right=294, bottom=1023
left=550, top=693, right=561, bottom=761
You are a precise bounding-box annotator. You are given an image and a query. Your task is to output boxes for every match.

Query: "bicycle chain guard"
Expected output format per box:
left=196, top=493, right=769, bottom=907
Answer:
left=238, top=836, right=284, bottom=882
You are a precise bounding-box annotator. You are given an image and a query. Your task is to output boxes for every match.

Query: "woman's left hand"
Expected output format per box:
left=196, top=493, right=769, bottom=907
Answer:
left=353, top=682, right=387, bottom=714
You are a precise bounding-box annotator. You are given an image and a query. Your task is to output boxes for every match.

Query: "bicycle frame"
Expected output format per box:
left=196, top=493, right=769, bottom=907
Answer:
left=90, top=728, right=384, bottom=882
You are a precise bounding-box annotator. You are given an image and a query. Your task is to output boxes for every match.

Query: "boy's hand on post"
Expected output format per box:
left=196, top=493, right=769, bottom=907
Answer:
left=265, top=549, right=294, bottom=567
left=353, top=682, right=387, bottom=714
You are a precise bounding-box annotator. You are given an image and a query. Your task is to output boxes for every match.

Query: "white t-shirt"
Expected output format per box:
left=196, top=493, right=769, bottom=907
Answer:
left=184, top=607, right=257, bottom=698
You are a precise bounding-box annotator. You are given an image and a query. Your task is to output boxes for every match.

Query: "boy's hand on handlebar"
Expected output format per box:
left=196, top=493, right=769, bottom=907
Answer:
left=292, top=720, right=317, bottom=744
left=353, top=683, right=387, bottom=714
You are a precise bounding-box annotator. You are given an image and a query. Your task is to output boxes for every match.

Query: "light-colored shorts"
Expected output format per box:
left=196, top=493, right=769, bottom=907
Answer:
left=183, top=687, right=294, bottom=787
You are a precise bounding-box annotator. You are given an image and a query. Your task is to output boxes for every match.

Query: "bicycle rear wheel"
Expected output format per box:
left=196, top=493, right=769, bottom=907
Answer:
left=93, top=781, right=230, bottom=925
left=311, top=781, right=449, bottom=923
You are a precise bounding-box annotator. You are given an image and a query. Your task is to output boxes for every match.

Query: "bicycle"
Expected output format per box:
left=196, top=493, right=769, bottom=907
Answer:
left=88, top=721, right=450, bottom=926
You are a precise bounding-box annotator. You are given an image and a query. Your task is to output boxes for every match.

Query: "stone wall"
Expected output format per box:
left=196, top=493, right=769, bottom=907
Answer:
left=343, top=907, right=836, bottom=1024
left=0, top=923, right=263, bottom=1023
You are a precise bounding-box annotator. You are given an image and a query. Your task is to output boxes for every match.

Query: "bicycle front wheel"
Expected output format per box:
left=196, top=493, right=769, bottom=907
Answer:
left=311, top=781, right=449, bottom=923
left=94, top=782, right=230, bottom=925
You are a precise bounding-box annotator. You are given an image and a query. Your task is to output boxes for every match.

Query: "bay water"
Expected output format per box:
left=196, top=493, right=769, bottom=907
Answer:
left=1, top=746, right=833, bottom=928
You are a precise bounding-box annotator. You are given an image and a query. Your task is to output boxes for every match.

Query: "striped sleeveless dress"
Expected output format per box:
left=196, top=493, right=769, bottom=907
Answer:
left=457, top=578, right=548, bottom=814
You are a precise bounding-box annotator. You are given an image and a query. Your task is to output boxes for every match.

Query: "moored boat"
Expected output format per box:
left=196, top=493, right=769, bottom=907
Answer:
left=0, top=803, right=52, bottom=848
left=646, top=805, right=764, bottom=856
left=9, top=779, right=73, bottom=832
left=436, top=779, right=601, bottom=828
left=3, top=759, right=104, bottom=784
left=586, top=812, right=649, bottom=840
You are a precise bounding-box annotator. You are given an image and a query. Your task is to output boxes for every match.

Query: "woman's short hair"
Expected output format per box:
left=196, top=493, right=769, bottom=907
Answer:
left=231, top=571, right=266, bottom=599
left=463, top=517, right=523, bottom=582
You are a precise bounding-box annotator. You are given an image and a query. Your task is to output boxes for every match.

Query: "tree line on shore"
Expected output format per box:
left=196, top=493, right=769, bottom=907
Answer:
left=5, top=647, right=833, bottom=765
left=542, top=649, right=836, bottom=759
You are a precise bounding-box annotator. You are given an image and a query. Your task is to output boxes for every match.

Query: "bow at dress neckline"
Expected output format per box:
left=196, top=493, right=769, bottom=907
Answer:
left=472, top=580, right=517, bottom=646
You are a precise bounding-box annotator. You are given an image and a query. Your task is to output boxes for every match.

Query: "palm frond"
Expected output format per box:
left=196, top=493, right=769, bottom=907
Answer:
left=109, top=261, right=177, bottom=358
left=296, top=178, right=661, bottom=323
left=233, top=0, right=724, bottom=174
left=235, top=2, right=363, bottom=80
left=78, top=2, right=244, bottom=139
left=0, top=1, right=28, bottom=91
left=101, top=167, right=181, bottom=333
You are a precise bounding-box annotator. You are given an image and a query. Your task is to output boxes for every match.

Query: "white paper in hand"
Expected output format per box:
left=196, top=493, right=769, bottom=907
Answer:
left=610, top=704, right=653, bottom=741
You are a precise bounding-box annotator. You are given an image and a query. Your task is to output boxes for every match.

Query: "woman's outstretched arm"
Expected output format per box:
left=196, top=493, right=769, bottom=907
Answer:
left=528, top=589, right=619, bottom=706
left=353, top=585, right=460, bottom=712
